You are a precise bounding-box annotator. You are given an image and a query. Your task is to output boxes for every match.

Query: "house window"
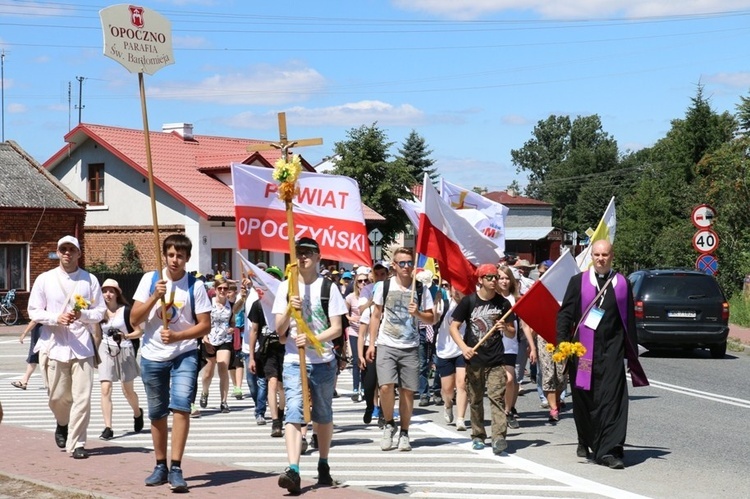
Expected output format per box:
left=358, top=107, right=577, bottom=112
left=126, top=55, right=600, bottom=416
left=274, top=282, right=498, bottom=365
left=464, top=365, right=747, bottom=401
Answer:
left=0, top=244, right=27, bottom=291
left=88, top=163, right=105, bottom=205
left=211, top=248, right=233, bottom=279
left=247, top=250, right=270, bottom=268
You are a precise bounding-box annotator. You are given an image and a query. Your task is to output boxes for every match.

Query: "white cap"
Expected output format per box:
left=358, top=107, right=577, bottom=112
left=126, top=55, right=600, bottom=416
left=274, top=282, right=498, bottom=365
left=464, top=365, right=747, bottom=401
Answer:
left=57, top=235, right=80, bottom=251
left=356, top=266, right=371, bottom=276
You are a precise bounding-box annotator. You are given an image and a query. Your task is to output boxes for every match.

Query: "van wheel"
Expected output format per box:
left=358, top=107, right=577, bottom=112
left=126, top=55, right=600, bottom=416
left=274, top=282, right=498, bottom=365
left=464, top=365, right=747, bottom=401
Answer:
left=709, top=342, right=727, bottom=359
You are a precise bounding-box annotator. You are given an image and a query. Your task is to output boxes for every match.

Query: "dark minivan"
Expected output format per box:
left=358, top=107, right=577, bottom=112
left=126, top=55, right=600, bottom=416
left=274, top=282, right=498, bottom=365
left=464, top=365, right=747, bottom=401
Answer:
left=628, top=269, right=730, bottom=358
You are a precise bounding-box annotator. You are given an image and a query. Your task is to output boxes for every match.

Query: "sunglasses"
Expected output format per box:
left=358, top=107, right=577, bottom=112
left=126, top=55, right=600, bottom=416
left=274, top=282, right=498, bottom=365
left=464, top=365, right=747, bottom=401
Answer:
left=216, top=286, right=228, bottom=291
left=395, top=260, right=414, bottom=268
left=482, top=274, right=499, bottom=281
left=357, top=279, right=368, bottom=283
left=297, top=249, right=319, bottom=259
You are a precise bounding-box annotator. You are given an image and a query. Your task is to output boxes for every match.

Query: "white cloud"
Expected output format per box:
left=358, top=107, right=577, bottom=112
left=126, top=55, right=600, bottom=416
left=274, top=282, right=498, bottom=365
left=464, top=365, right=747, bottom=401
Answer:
left=704, top=72, right=750, bottom=89
left=148, top=62, right=326, bottom=105
left=502, top=114, right=531, bottom=126
left=47, top=104, right=68, bottom=112
left=8, top=103, right=27, bottom=113
left=33, top=55, right=50, bottom=64
left=392, top=0, right=750, bottom=19
left=223, top=100, right=427, bottom=129
left=437, top=155, right=520, bottom=191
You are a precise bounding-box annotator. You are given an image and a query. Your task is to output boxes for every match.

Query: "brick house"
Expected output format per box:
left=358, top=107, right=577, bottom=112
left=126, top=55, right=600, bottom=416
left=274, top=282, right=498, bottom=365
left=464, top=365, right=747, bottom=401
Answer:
left=0, top=141, right=87, bottom=321
left=44, top=123, right=384, bottom=277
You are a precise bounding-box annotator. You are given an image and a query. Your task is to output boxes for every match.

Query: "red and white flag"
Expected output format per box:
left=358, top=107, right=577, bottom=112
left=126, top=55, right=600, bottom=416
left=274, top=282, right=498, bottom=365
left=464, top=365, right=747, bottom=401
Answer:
left=414, top=175, right=500, bottom=295
left=231, top=164, right=371, bottom=266
left=512, top=248, right=579, bottom=344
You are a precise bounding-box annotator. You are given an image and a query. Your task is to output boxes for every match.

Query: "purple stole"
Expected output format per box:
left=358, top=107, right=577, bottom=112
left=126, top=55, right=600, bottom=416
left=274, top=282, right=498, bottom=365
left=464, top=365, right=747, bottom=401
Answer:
left=577, top=270, right=649, bottom=390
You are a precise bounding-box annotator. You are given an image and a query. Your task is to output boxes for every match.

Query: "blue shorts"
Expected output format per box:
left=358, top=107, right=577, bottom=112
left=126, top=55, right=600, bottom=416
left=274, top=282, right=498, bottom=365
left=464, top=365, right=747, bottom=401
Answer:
left=283, top=360, right=337, bottom=425
left=435, top=354, right=466, bottom=377
left=141, top=349, right=199, bottom=420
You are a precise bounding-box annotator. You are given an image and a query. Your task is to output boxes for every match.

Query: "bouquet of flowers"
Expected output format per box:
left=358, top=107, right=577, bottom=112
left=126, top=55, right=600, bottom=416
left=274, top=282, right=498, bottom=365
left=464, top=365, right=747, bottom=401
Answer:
left=72, top=294, right=90, bottom=312
left=272, top=154, right=302, bottom=202
left=546, top=341, right=586, bottom=363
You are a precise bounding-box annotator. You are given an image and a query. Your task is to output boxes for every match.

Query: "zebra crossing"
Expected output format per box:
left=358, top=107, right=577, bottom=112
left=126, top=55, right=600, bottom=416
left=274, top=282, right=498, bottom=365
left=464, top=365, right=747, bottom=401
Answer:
left=0, top=352, right=645, bottom=499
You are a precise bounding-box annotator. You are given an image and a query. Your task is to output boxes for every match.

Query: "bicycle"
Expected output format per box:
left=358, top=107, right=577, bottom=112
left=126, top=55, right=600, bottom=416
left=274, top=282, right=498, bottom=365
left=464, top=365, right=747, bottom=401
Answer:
left=1, top=289, right=19, bottom=326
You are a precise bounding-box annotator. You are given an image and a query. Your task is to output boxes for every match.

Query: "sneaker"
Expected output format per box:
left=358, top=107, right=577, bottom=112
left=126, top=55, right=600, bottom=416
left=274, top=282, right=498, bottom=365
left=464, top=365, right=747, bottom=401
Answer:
left=443, top=406, right=454, bottom=424
left=333, top=389, right=340, bottom=398
left=99, top=427, right=114, bottom=441
left=271, top=419, right=283, bottom=438
left=168, top=465, right=188, bottom=492
left=134, top=408, right=144, bottom=433
left=256, top=415, right=267, bottom=426
left=145, top=463, right=168, bottom=486
left=220, top=402, right=230, bottom=413
left=311, top=434, right=319, bottom=450
left=72, top=447, right=88, bottom=459
left=278, top=467, right=301, bottom=493
left=432, top=394, right=443, bottom=405
left=190, top=404, right=201, bottom=418
left=540, top=400, right=549, bottom=409
left=472, top=438, right=485, bottom=450
left=576, top=443, right=589, bottom=458
left=199, top=392, right=208, bottom=409
left=418, top=395, right=431, bottom=407
left=300, top=436, right=308, bottom=455
left=350, top=393, right=360, bottom=402
left=492, top=437, right=508, bottom=455
left=380, top=424, right=397, bottom=451
left=456, top=419, right=467, bottom=431
left=599, top=454, right=625, bottom=469
left=317, top=461, right=334, bottom=486
left=233, top=387, right=244, bottom=400
left=55, top=423, right=68, bottom=449
left=548, top=408, right=560, bottom=422
left=507, top=413, right=520, bottom=430
left=397, top=434, right=412, bottom=451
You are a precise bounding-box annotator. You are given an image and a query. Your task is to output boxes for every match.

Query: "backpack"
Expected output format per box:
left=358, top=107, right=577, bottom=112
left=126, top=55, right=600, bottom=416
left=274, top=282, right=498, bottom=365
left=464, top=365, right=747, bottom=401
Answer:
left=434, top=288, right=450, bottom=330
left=320, top=278, right=348, bottom=361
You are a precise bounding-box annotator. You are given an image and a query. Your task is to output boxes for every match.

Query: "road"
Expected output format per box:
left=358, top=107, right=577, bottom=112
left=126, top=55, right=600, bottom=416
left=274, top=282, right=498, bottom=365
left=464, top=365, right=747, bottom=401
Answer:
left=1, top=333, right=749, bottom=498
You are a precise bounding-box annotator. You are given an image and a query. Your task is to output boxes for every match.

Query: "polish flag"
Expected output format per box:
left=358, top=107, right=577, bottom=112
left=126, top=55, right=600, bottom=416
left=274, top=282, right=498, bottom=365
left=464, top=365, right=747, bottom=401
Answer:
left=414, top=175, right=500, bottom=295
left=512, top=249, right=579, bottom=344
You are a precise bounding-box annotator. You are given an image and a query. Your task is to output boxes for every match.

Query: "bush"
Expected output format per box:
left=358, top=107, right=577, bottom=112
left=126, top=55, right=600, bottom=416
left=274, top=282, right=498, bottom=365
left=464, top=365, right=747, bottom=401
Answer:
left=729, top=294, right=750, bottom=327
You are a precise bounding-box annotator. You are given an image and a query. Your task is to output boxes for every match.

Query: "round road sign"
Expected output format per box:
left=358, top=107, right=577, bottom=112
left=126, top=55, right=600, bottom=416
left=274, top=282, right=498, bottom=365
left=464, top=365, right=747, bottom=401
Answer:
left=696, top=254, right=719, bottom=275
left=691, top=204, right=716, bottom=229
left=693, top=229, right=719, bottom=254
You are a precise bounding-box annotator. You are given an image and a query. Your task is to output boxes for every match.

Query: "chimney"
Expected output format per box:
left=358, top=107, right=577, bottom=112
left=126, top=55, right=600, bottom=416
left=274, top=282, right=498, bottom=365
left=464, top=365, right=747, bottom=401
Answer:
left=507, top=187, right=516, bottom=197
left=162, top=122, right=194, bottom=140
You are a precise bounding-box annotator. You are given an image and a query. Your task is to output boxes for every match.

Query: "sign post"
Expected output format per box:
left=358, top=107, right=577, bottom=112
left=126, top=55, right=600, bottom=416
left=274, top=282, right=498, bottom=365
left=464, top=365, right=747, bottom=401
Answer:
left=100, top=4, right=174, bottom=328
left=690, top=204, right=719, bottom=274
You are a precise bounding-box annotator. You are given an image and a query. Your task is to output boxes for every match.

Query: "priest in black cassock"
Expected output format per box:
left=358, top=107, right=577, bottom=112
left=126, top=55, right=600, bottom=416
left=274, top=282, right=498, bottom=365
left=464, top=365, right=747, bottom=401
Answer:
left=557, top=240, right=648, bottom=469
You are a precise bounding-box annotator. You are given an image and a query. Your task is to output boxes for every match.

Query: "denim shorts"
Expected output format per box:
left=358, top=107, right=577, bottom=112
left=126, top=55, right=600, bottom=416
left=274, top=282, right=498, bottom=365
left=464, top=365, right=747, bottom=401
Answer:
left=436, top=354, right=466, bottom=377
left=141, top=349, right=199, bottom=420
left=282, top=360, right=337, bottom=425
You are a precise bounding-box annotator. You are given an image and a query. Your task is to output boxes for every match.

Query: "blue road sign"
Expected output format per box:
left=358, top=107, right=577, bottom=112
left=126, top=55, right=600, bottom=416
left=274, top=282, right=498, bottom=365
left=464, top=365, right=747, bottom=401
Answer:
left=696, top=253, right=719, bottom=275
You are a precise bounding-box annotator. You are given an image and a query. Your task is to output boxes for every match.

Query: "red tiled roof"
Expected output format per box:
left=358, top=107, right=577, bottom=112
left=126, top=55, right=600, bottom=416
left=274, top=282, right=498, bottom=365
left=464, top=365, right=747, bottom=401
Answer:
left=43, top=123, right=317, bottom=219
left=484, top=191, right=551, bottom=206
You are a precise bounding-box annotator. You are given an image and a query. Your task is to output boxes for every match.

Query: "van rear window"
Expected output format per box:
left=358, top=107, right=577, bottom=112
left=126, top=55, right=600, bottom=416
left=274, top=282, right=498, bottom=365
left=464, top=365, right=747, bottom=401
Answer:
left=641, top=275, right=721, bottom=300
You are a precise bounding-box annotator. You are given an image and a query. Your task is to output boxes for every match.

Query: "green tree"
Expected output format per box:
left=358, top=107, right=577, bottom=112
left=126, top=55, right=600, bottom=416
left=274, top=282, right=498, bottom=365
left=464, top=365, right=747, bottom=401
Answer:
left=114, top=240, right=143, bottom=273
left=395, top=130, right=438, bottom=183
left=331, top=123, right=415, bottom=245
left=736, top=91, right=750, bottom=136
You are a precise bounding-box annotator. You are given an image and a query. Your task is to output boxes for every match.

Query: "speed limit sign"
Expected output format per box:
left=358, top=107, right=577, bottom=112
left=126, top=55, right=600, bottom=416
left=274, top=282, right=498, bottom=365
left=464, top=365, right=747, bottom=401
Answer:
left=693, top=229, right=719, bottom=254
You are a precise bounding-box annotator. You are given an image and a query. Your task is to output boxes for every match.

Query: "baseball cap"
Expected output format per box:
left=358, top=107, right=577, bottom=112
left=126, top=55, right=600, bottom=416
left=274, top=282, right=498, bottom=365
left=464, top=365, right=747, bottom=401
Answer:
left=373, top=260, right=390, bottom=270
left=57, top=235, right=80, bottom=251
left=342, top=271, right=353, bottom=279
left=295, top=237, right=320, bottom=252
left=356, top=266, right=371, bottom=276
left=255, top=261, right=268, bottom=270
left=266, top=266, right=284, bottom=280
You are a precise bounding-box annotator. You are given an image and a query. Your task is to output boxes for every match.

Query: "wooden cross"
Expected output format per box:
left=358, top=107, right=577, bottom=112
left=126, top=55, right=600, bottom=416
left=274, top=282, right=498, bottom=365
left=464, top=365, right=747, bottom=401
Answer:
left=246, top=112, right=323, bottom=161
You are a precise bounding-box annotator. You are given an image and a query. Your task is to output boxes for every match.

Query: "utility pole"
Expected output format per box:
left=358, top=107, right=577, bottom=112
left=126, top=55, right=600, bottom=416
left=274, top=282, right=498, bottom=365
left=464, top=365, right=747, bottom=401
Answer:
left=68, top=81, right=72, bottom=131
left=1, top=50, right=5, bottom=142
left=75, top=76, right=85, bottom=124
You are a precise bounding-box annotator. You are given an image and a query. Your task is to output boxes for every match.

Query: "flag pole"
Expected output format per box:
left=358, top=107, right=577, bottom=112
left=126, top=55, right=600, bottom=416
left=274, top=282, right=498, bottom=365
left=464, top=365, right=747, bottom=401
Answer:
left=138, top=72, right=168, bottom=330
left=471, top=308, right=513, bottom=352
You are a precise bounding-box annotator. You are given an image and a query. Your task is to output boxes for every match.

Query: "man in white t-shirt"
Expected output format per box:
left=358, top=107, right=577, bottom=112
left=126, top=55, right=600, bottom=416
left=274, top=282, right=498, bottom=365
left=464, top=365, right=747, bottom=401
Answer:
left=366, top=247, right=434, bottom=452
left=131, top=235, right=211, bottom=492
left=28, top=235, right=106, bottom=459
left=272, top=237, right=346, bottom=494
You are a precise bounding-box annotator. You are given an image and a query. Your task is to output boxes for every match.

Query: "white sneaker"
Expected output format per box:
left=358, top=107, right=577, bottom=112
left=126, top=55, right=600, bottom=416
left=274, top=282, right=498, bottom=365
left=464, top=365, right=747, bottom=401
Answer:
left=540, top=400, right=550, bottom=409
left=190, top=404, right=201, bottom=418
left=380, top=424, right=396, bottom=451
left=398, top=434, right=411, bottom=451
left=456, top=419, right=467, bottom=431
left=443, top=406, right=454, bottom=424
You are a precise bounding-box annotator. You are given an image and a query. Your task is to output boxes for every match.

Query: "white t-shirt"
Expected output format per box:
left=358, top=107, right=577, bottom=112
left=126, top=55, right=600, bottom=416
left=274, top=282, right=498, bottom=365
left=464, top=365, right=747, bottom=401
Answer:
left=501, top=293, right=519, bottom=355
left=272, top=276, right=347, bottom=365
left=133, top=270, right=212, bottom=362
left=359, top=306, right=372, bottom=347
left=373, top=276, right=434, bottom=349
left=435, top=298, right=463, bottom=359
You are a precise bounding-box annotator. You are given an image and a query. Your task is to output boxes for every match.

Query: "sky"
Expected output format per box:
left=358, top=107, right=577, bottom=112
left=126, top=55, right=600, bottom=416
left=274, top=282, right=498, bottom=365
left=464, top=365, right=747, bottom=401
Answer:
left=1, top=0, right=750, bottom=193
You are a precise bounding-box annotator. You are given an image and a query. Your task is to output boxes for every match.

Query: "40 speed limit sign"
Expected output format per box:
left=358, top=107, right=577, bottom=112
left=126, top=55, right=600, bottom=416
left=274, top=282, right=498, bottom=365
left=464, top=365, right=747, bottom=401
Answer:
left=693, top=229, right=719, bottom=254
